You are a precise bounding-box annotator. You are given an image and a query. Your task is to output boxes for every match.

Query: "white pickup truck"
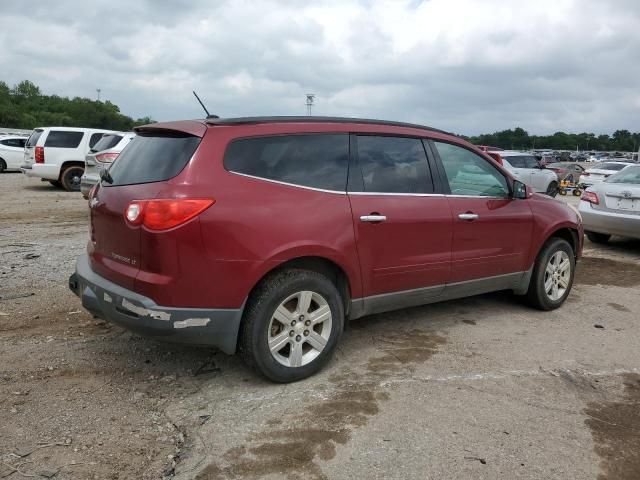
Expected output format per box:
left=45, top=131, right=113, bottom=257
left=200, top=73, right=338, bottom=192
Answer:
left=21, top=127, right=121, bottom=191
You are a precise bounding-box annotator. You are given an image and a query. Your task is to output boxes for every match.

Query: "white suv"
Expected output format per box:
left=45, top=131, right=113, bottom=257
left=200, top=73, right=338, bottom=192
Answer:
left=21, top=127, right=121, bottom=191
left=0, top=135, right=28, bottom=172
left=488, top=150, right=559, bottom=196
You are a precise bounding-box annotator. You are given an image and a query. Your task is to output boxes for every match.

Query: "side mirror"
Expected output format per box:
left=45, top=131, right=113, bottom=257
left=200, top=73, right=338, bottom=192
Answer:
left=512, top=180, right=527, bottom=199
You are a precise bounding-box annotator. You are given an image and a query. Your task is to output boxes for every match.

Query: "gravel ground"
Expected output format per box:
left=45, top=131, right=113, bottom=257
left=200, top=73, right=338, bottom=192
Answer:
left=1, top=172, right=639, bottom=480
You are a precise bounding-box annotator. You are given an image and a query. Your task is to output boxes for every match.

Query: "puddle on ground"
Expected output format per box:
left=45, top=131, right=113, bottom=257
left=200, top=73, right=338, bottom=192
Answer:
left=584, top=374, right=640, bottom=480
left=196, top=330, right=446, bottom=479
left=575, top=257, right=640, bottom=287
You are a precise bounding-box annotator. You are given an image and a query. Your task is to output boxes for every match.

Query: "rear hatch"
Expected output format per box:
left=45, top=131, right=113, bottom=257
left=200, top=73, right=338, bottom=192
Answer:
left=88, top=124, right=205, bottom=289
left=23, top=128, right=44, bottom=167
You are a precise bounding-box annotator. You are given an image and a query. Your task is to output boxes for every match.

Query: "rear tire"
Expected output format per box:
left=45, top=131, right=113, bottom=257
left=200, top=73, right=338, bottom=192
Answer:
left=239, top=269, right=344, bottom=383
left=526, top=238, right=575, bottom=311
left=60, top=165, right=84, bottom=192
left=0, top=159, right=6, bottom=173
left=545, top=181, right=559, bottom=197
left=586, top=231, right=610, bottom=244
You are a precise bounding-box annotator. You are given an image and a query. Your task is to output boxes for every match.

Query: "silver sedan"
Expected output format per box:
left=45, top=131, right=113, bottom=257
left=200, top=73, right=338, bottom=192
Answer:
left=578, top=164, right=640, bottom=243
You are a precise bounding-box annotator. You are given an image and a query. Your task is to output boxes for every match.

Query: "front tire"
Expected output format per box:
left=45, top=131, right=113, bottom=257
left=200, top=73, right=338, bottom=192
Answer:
left=60, top=165, right=84, bottom=192
left=526, top=238, right=575, bottom=311
left=239, top=269, right=344, bottom=383
left=0, top=159, right=6, bottom=173
left=586, top=231, right=610, bottom=244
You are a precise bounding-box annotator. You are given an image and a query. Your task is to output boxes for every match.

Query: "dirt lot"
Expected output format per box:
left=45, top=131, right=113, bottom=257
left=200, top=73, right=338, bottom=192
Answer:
left=1, top=172, right=639, bottom=480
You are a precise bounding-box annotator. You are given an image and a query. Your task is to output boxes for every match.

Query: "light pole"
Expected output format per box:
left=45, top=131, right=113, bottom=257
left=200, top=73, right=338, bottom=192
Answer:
left=96, top=88, right=101, bottom=102
left=305, top=94, right=315, bottom=116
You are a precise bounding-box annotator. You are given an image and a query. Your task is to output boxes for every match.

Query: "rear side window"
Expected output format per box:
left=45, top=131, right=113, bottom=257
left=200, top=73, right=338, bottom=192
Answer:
left=224, top=134, right=349, bottom=191
left=107, top=133, right=200, bottom=186
left=26, top=129, right=43, bottom=147
left=356, top=135, right=433, bottom=193
left=1, top=138, right=26, bottom=147
left=599, top=163, right=628, bottom=171
left=44, top=131, right=84, bottom=148
left=92, top=134, right=123, bottom=152
left=504, top=155, right=528, bottom=168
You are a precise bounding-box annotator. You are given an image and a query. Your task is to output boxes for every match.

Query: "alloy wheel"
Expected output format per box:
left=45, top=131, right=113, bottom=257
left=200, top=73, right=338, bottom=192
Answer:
left=544, top=250, right=571, bottom=301
left=267, top=290, right=332, bottom=368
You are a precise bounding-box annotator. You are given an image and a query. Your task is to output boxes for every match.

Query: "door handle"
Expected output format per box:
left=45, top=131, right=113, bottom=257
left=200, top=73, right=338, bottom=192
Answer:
left=458, top=213, right=479, bottom=221
left=360, top=214, right=387, bottom=223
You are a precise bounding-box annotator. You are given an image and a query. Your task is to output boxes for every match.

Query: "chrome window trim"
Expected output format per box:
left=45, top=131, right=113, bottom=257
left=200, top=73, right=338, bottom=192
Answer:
left=347, top=191, right=445, bottom=197
left=227, top=170, right=347, bottom=195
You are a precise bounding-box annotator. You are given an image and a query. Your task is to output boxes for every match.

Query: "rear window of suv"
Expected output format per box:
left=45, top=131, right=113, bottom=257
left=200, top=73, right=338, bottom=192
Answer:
left=224, top=134, right=349, bottom=191
left=106, top=132, right=200, bottom=186
left=91, top=134, right=123, bottom=153
left=44, top=131, right=84, bottom=148
left=26, top=129, right=43, bottom=147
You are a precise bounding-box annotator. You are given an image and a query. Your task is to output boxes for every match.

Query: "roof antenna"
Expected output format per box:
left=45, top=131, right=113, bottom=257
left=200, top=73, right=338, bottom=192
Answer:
left=193, top=91, right=219, bottom=119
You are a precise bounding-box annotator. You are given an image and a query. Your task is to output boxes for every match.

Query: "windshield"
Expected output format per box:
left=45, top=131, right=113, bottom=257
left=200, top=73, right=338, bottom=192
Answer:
left=605, top=166, right=640, bottom=184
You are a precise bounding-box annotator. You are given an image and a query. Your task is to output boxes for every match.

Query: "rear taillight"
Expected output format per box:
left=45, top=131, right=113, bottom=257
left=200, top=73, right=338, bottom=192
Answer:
left=35, top=146, right=45, bottom=164
left=95, top=152, right=120, bottom=163
left=580, top=191, right=599, bottom=205
left=124, top=198, right=215, bottom=230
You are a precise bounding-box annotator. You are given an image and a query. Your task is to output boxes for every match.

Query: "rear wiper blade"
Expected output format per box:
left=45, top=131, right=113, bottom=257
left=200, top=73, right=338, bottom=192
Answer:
left=100, top=169, right=114, bottom=184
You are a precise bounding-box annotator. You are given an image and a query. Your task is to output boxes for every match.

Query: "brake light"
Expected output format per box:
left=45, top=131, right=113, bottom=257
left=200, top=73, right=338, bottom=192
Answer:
left=35, top=146, right=45, bottom=164
left=124, top=198, right=215, bottom=230
left=95, top=152, right=120, bottom=163
left=580, top=191, right=599, bottom=205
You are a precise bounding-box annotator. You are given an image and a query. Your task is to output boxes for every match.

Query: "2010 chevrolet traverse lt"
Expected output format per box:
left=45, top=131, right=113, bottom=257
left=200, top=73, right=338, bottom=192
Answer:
left=70, top=117, right=583, bottom=382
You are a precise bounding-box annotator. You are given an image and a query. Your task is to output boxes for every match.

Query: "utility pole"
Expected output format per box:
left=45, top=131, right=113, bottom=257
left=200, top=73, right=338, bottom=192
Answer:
left=96, top=88, right=101, bottom=102
left=305, top=94, right=315, bottom=116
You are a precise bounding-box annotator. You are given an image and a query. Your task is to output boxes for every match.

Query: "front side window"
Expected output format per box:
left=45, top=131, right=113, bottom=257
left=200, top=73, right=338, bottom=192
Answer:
left=224, top=134, right=349, bottom=191
left=434, top=142, right=509, bottom=197
left=44, top=131, right=84, bottom=148
left=356, top=135, right=433, bottom=193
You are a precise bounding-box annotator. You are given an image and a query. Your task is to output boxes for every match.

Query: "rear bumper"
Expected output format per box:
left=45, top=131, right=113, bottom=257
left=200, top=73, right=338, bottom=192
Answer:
left=578, top=203, right=640, bottom=240
left=70, top=253, right=243, bottom=354
left=22, top=163, right=59, bottom=180
left=80, top=173, right=98, bottom=198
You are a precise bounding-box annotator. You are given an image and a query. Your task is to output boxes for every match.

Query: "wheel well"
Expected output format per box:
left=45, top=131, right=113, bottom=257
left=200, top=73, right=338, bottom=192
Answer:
left=547, top=228, right=578, bottom=257
left=58, top=161, right=84, bottom=180
left=247, top=256, right=352, bottom=317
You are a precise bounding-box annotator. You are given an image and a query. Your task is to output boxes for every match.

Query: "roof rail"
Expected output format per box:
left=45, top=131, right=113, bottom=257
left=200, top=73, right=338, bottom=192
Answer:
left=205, top=116, right=449, bottom=134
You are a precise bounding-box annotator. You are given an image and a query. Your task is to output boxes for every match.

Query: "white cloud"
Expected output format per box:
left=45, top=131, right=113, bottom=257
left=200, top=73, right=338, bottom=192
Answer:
left=0, top=0, right=639, bottom=134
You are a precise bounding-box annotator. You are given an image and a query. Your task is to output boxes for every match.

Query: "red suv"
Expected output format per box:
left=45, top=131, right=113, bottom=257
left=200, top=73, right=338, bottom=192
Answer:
left=70, top=117, right=583, bottom=382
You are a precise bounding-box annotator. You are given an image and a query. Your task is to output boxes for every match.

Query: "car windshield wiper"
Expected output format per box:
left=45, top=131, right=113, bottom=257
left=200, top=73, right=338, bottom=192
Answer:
left=100, top=168, right=114, bottom=184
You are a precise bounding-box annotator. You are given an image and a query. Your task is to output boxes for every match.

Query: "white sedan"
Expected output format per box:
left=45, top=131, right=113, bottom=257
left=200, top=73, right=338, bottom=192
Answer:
left=0, top=135, right=27, bottom=172
left=578, top=161, right=634, bottom=187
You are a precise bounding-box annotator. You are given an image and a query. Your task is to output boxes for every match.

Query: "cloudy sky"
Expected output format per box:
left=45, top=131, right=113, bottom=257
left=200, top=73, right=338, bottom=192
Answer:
left=1, top=0, right=639, bottom=135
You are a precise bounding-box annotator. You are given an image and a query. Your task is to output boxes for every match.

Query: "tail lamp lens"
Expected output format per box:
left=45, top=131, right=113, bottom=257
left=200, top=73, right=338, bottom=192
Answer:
left=96, top=152, right=120, bottom=163
left=580, top=191, right=599, bottom=205
left=35, top=146, right=45, bottom=163
left=124, top=198, right=214, bottom=230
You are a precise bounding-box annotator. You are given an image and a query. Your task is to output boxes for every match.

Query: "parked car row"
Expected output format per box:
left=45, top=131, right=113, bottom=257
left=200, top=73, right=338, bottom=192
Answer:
left=9, top=126, right=135, bottom=193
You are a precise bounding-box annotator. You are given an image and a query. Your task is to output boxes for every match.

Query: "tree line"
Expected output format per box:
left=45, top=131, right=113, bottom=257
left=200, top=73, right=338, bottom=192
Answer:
left=466, top=127, right=640, bottom=152
left=1, top=80, right=638, bottom=151
left=0, top=80, right=153, bottom=131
